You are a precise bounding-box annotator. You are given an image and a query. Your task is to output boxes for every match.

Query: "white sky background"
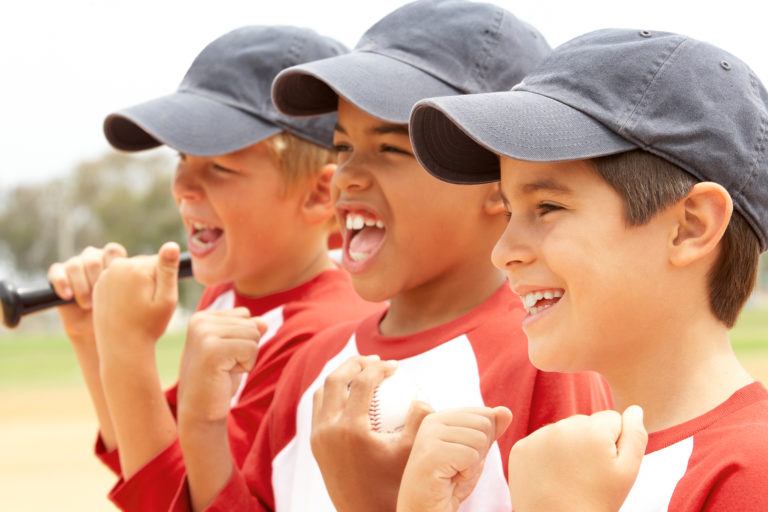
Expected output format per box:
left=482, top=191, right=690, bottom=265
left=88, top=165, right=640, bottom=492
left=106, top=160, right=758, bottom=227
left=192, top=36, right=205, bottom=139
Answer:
left=0, top=0, right=766, bottom=190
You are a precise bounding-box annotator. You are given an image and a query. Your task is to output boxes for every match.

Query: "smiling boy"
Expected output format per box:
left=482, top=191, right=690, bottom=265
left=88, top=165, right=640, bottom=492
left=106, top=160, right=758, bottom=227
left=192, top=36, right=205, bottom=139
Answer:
left=172, top=2, right=611, bottom=512
left=48, top=25, right=383, bottom=511
left=400, top=28, right=768, bottom=511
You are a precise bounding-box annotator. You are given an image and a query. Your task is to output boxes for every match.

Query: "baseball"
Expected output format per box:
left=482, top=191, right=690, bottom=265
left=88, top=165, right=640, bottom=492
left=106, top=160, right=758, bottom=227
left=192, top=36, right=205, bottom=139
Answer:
left=369, top=367, right=428, bottom=433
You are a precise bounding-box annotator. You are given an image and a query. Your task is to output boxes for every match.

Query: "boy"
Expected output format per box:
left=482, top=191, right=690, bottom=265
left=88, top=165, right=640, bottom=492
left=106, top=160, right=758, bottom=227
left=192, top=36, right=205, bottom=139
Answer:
left=172, top=2, right=611, bottom=511
left=47, top=25, right=381, bottom=511
left=400, top=28, right=768, bottom=511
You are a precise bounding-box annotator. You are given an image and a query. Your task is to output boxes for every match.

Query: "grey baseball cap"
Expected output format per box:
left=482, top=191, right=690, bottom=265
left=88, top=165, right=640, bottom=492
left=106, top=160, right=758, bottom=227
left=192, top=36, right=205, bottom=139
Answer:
left=410, top=29, right=768, bottom=250
left=271, top=0, right=551, bottom=124
left=104, top=26, right=348, bottom=154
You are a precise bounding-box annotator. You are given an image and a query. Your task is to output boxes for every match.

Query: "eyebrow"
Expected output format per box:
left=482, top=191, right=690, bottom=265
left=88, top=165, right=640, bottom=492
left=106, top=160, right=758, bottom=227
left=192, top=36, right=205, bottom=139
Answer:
left=521, top=178, right=573, bottom=195
left=372, top=124, right=409, bottom=136
left=333, top=122, right=409, bottom=136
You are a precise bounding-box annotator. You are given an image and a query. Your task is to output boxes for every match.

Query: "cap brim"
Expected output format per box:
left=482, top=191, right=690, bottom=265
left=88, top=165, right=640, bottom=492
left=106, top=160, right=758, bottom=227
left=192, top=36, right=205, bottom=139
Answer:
left=272, top=51, right=460, bottom=124
left=410, top=90, right=638, bottom=184
left=104, top=91, right=281, bottom=155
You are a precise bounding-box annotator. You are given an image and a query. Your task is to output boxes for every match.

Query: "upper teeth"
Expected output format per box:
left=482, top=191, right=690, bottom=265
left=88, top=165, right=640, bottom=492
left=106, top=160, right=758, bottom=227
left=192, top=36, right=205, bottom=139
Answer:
left=522, top=289, right=564, bottom=310
left=192, top=222, right=213, bottom=231
left=346, top=213, right=384, bottom=231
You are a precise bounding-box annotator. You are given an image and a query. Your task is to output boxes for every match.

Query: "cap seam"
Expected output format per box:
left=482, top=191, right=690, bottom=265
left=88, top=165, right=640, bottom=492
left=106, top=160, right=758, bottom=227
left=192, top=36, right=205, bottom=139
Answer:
left=619, top=36, right=689, bottom=138
left=472, top=7, right=504, bottom=91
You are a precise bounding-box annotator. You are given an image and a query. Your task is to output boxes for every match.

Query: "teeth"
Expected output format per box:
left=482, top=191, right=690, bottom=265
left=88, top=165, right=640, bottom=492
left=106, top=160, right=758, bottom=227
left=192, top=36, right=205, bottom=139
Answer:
left=345, top=212, right=385, bottom=232
left=350, top=252, right=367, bottom=262
left=521, top=289, right=564, bottom=314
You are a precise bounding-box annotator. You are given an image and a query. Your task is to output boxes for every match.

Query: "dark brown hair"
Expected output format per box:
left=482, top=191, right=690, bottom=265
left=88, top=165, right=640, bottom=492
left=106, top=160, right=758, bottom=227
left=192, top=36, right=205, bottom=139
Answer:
left=593, top=150, right=760, bottom=327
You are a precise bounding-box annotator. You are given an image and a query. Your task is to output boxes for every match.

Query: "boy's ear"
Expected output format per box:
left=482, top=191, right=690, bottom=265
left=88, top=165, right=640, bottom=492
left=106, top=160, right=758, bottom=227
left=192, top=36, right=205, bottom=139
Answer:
left=301, top=163, right=336, bottom=224
left=668, top=182, right=732, bottom=267
left=483, top=183, right=506, bottom=216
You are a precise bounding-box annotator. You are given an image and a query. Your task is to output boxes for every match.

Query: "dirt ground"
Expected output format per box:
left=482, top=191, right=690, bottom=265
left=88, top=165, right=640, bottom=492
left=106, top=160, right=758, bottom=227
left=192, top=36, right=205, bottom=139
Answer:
left=2, top=355, right=768, bottom=511
left=0, top=387, right=116, bottom=511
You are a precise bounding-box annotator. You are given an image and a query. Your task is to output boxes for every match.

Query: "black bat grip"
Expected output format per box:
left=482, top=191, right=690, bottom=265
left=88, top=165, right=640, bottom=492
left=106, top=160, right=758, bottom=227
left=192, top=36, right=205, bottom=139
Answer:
left=1, top=252, right=193, bottom=329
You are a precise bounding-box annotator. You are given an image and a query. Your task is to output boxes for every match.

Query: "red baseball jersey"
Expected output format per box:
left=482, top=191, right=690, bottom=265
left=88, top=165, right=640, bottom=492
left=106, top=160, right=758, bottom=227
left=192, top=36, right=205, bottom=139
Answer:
left=619, top=381, right=768, bottom=512
left=181, top=285, right=612, bottom=511
left=94, top=268, right=382, bottom=511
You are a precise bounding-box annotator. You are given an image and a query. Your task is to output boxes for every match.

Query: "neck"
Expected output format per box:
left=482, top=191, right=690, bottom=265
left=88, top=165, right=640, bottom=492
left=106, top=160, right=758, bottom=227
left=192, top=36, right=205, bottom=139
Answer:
left=233, top=234, right=334, bottom=298
left=380, top=257, right=505, bottom=337
left=604, top=315, right=753, bottom=433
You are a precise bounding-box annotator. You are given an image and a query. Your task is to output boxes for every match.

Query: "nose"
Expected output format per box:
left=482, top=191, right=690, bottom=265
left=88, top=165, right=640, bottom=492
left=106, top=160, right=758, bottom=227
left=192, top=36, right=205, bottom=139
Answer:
left=171, top=160, right=204, bottom=202
left=491, top=217, right=536, bottom=272
left=332, top=157, right=373, bottom=195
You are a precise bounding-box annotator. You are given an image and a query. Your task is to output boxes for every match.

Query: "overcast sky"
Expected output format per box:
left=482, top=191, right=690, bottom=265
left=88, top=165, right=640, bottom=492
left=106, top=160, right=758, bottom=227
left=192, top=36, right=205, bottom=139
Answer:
left=1, top=0, right=766, bottom=190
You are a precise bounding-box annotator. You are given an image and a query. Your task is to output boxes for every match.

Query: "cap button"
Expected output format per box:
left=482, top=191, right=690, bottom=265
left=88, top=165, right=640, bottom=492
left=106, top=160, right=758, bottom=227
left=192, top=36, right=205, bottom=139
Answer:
left=639, top=30, right=652, bottom=38
left=720, top=60, right=732, bottom=71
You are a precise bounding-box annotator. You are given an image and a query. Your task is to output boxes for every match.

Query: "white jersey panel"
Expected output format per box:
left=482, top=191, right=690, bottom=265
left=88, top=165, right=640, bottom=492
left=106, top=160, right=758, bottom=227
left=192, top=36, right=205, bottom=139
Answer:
left=620, top=436, right=694, bottom=512
left=272, top=333, right=511, bottom=511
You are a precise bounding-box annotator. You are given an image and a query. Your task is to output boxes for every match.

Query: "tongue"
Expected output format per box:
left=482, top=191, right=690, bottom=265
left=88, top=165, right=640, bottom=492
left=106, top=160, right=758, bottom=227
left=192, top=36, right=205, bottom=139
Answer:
left=536, top=298, right=560, bottom=308
left=196, top=228, right=223, bottom=244
left=349, top=226, right=385, bottom=255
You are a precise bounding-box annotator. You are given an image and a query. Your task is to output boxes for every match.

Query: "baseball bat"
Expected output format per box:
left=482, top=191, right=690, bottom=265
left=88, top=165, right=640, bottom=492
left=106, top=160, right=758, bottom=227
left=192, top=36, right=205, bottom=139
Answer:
left=0, top=252, right=193, bottom=329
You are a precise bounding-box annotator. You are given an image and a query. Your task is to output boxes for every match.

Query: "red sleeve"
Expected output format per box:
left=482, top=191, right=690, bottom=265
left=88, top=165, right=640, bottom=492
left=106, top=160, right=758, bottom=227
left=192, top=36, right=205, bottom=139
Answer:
left=701, top=461, right=768, bottom=512
left=94, top=434, right=122, bottom=476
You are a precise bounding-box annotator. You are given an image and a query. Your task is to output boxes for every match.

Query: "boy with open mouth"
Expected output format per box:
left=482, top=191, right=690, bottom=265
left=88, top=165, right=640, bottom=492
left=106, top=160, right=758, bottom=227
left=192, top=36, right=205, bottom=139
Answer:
left=47, top=25, right=382, bottom=511
left=172, top=2, right=612, bottom=511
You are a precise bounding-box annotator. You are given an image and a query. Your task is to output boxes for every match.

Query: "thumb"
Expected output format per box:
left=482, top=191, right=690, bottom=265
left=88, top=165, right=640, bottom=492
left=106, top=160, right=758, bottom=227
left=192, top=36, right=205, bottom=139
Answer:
left=154, top=242, right=180, bottom=304
left=402, top=400, right=434, bottom=440
left=491, top=406, right=513, bottom=442
left=616, top=405, right=648, bottom=468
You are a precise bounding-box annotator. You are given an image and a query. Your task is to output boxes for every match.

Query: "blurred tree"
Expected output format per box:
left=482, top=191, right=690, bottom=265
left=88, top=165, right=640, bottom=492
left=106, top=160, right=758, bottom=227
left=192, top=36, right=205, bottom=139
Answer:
left=0, top=150, right=202, bottom=308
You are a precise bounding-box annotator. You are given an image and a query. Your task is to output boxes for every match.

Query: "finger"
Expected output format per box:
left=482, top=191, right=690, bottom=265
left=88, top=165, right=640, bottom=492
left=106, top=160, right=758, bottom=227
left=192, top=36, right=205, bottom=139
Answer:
left=320, top=356, right=376, bottom=414
left=617, top=405, right=648, bottom=467
left=64, top=257, right=93, bottom=309
left=209, top=321, right=266, bottom=343
left=206, top=307, right=253, bottom=319
left=346, top=360, right=398, bottom=424
left=154, top=242, right=180, bottom=305
left=590, top=409, right=624, bottom=445
left=48, top=262, right=73, bottom=301
left=491, top=406, right=513, bottom=441
left=222, top=338, right=260, bottom=374
left=102, top=243, right=127, bottom=267
left=401, top=400, right=434, bottom=441
left=438, top=424, right=494, bottom=454
left=80, top=246, right=107, bottom=290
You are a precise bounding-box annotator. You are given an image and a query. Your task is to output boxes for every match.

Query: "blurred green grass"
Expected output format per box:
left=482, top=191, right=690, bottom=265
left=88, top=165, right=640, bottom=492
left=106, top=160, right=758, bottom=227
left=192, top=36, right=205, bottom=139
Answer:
left=0, top=306, right=766, bottom=389
left=0, top=330, right=186, bottom=389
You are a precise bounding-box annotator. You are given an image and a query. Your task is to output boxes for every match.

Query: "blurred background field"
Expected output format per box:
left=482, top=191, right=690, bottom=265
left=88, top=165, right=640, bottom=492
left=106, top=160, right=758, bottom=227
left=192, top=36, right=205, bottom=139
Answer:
left=1, top=303, right=767, bottom=510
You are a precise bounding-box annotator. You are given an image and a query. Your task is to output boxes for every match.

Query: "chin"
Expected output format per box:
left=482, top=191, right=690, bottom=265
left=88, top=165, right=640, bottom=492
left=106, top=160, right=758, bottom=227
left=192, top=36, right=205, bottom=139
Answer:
left=350, top=275, right=395, bottom=304
left=527, top=338, right=578, bottom=373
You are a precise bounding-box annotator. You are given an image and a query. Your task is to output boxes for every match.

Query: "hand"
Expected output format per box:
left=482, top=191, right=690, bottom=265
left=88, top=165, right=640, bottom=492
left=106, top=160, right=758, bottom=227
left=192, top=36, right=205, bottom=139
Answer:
left=176, top=308, right=266, bottom=512
left=507, top=406, right=647, bottom=512
left=177, top=308, right=267, bottom=426
left=311, top=356, right=433, bottom=512
left=47, top=243, right=127, bottom=343
left=396, top=407, right=513, bottom=512
left=92, top=241, right=180, bottom=359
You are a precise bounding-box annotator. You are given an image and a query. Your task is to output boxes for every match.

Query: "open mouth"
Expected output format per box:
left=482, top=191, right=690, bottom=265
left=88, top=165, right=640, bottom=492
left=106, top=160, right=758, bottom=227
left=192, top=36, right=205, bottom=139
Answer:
left=187, top=221, right=224, bottom=257
left=521, top=289, right=564, bottom=316
left=342, top=209, right=387, bottom=271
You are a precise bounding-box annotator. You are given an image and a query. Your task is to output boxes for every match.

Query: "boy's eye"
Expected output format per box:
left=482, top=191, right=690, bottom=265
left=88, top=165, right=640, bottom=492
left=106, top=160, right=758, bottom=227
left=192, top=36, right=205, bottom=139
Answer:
left=333, top=143, right=352, bottom=153
left=537, top=202, right=563, bottom=215
left=212, top=163, right=237, bottom=174
left=380, top=144, right=413, bottom=157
